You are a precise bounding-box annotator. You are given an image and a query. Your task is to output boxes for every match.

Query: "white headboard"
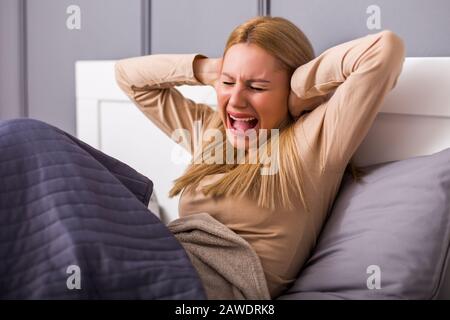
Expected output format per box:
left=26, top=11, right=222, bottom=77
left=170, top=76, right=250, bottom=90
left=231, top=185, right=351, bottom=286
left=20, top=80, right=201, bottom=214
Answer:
left=75, top=57, right=450, bottom=222
left=353, top=57, right=450, bottom=166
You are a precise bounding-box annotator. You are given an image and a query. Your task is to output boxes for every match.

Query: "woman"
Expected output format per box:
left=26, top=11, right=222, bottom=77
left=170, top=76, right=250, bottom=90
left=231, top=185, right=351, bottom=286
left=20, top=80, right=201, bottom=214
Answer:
left=115, top=16, right=405, bottom=298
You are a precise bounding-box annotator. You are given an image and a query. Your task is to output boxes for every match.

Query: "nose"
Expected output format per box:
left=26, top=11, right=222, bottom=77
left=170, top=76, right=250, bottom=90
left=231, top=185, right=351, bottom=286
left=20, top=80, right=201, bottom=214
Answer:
left=228, top=83, right=248, bottom=109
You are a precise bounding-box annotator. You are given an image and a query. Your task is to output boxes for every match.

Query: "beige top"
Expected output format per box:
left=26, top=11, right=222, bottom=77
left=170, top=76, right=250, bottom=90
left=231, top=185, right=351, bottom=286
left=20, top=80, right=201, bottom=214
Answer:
left=115, top=30, right=405, bottom=298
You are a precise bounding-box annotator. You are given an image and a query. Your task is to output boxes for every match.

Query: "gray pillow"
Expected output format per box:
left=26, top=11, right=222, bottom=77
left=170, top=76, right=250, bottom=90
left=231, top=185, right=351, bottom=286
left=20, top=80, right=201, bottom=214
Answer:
left=278, top=147, right=450, bottom=300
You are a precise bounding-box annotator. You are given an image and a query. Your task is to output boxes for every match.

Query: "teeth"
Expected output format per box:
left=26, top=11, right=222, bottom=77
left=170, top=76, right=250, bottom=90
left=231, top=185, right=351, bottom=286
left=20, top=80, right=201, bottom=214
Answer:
left=229, top=114, right=256, bottom=122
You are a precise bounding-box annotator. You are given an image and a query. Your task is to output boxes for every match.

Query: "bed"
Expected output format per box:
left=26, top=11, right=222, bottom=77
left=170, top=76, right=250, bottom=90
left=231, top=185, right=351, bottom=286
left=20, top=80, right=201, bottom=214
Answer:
left=75, top=57, right=450, bottom=299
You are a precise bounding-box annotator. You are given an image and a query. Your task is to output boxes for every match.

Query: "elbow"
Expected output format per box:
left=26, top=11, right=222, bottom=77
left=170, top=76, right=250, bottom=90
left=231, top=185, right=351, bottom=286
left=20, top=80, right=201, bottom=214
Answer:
left=114, top=60, right=132, bottom=95
left=379, top=30, right=406, bottom=68
left=378, top=30, right=406, bottom=88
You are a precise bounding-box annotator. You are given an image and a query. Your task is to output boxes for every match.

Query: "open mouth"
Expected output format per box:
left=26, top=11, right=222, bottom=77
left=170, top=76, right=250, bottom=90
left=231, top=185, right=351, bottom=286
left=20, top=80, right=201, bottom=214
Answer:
left=226, top=112, right=259, bottom=134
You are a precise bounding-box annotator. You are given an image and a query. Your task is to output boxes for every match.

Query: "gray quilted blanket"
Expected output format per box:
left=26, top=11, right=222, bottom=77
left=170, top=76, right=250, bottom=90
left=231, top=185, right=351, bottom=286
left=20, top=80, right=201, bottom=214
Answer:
left=0, top=118, right=206, bottom=299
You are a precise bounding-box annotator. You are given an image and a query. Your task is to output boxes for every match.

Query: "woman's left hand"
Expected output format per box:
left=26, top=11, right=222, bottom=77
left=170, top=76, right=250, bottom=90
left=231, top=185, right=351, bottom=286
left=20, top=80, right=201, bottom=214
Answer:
left=288, top=90, right=329, bottom=118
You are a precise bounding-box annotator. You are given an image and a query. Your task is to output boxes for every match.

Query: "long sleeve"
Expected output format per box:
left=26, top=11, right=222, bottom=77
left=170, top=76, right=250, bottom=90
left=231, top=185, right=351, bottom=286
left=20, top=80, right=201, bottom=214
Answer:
left=291, top=30, right=405, bottom=173
left=114, top=53, right=214, bottom=153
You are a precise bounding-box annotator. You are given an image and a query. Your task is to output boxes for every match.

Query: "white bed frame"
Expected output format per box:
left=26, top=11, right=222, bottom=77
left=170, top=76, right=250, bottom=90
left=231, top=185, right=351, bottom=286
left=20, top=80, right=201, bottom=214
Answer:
left=75, top=57, right=450, bottom=298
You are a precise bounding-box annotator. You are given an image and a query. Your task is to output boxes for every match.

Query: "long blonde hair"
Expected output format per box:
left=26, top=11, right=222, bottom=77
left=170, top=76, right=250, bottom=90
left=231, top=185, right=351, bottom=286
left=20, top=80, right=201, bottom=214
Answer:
left=169, top=16, right=364, bottom=212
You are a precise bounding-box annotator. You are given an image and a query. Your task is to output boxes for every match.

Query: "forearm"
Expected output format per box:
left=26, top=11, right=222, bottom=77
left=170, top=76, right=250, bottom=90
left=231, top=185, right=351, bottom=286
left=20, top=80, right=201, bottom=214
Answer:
left=114, top=53, right=206, bottom=97
left=114, top=54, right=215, bottom=152
left=289, top=30, right=405, bottom=115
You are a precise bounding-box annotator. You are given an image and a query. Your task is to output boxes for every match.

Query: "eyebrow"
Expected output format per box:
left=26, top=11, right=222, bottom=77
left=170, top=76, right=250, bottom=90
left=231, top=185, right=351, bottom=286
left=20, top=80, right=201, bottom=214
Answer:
left=221, top=72, right=271, bottom=83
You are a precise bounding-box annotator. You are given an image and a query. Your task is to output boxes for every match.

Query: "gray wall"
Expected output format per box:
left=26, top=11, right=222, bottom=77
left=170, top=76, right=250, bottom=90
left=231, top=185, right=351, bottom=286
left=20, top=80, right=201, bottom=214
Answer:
left=1, top=0, right=450, bottom=133
left=151, top=0, right=258, bottom=57
left=271, top=0, right=450, bottom=57
left=0, top=0, right=145, bottom=134
left=0, top=0, right=25, bottom=119
left=25, top=0, right=145, bottom=135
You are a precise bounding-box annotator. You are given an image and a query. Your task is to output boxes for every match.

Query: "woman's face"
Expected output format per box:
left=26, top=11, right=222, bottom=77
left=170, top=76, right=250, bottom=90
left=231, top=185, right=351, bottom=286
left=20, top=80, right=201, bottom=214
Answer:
left=215, top=43, right=290, bottom=148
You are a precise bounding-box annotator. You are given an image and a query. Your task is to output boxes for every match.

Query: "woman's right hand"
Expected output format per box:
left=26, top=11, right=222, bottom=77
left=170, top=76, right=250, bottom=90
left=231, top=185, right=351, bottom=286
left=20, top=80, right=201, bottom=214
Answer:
left=193, top=56, right=223, bottom=87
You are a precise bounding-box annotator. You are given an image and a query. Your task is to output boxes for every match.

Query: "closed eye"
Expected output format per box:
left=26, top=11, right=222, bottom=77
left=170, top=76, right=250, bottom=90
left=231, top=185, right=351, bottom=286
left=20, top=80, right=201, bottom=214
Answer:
left=250, top=86, right=266, bottom=91
left=222, top=82, right=266, bottom=92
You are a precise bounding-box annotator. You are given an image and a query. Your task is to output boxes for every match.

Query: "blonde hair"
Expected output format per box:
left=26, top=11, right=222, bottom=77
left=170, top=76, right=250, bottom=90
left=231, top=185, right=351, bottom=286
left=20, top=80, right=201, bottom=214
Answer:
left=169, top=16, right=364, bottom=212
